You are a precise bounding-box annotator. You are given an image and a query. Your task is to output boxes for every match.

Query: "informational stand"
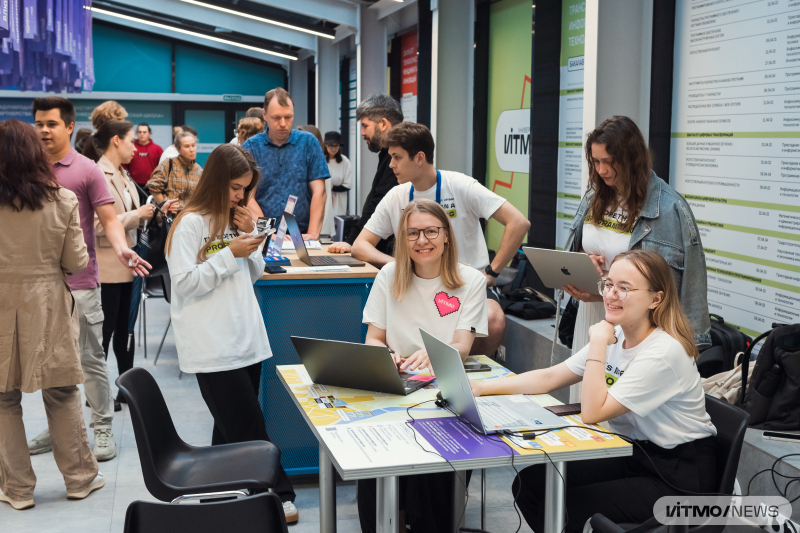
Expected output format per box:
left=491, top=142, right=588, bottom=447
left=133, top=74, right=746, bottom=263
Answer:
left=671, top=0, right=800, bottom=337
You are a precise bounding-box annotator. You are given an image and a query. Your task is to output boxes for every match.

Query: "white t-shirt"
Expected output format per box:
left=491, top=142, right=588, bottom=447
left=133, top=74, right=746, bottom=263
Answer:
left=363, top=170, right=506, bottom=271
left=565, top=327, right=716, bottom=449
left=166, top=213, right=272, bottom=373
left=582, top=204, right=633, bottom=269
left=327, top=155, right=354, bottom=217
left=362, top=262, right=489, bottom=358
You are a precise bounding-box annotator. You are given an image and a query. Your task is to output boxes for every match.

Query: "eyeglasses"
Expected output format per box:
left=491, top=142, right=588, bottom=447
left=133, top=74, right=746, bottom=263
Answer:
left=406, top=226, right=447, bottom=241
left=597, top=280, right=652, bottom=300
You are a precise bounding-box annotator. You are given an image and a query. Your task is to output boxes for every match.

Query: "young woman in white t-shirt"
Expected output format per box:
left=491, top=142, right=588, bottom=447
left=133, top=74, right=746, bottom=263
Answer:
left=472, top=249, right=717, bottom=533
left=357, top=198, right=488, bottom=533
left=164, top=144, right=298, bottom=522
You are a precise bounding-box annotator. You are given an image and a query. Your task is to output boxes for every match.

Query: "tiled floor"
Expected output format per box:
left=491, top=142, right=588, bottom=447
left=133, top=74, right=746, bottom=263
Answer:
left=2, top=298, right=532, bottom=533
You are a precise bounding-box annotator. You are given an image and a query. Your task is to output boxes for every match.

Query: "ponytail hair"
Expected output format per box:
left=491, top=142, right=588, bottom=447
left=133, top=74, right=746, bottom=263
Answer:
left=611, top=250, right=699, bottom=359
left=83, top=120, right=134, bottom=162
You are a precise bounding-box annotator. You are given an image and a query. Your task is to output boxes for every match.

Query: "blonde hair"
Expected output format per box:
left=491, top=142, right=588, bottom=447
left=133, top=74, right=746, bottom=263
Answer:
left=611, top=250, right=699, bottom=359
left=392, top=199, right=464, bottom=299
left=90, top=101, right=127, bottom=130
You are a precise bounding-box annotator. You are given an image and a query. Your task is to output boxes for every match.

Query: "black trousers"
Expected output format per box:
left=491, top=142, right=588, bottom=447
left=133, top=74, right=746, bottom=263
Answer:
left=195, top=361, right=296, bottom=502
left=357, top=470, right=473, bottom=533
left=513, top=437, right=717, bottom=533
left=101, top=281, right=134, bottom=379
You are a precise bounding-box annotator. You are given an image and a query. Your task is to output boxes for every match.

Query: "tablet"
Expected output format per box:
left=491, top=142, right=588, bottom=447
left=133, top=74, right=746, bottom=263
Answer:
left=523, top=247, right=603, bottom=294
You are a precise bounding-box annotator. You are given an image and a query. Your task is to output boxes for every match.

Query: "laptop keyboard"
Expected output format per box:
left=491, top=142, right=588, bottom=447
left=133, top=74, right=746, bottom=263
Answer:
left=476, top=397, right=527, bottom=429
left=310, top=256, right=345, bottom=266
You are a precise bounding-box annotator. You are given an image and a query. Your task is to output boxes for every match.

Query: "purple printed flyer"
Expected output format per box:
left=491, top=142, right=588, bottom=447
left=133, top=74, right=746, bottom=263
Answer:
left=411, top=417, right=517, bottom=461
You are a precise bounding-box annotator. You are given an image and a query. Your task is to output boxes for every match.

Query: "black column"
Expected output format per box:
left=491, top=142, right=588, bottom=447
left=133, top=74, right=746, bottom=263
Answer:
left=472, top=0, right=491, bottom=187
left=649, top=0, right=677, bottom=184
left=416, top=0, right=432, bottom=127
left=340, top=57, right=351, bottom=159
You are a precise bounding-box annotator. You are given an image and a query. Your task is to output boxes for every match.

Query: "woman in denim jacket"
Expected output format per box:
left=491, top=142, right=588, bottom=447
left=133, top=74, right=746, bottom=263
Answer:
left=561, top=117, right=710, bottom=397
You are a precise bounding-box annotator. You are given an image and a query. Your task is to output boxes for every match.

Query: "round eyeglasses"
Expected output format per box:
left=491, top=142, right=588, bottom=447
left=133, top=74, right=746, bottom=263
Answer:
left=597, top=280, right=651, bottom=300
left=406, top=226, right=447, bottom=241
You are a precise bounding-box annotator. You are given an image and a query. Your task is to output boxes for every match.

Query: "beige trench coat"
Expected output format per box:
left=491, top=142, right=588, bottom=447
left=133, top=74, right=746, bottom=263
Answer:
left=0, top=188, right=89, bottom=393
left=94, top=156, right=141, bottom=284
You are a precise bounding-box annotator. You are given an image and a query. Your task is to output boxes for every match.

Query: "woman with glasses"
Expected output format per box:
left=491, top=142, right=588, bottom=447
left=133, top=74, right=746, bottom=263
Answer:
left=560, top=117, right=710, bottom=403
left=473, top=249, right=717, bottom=532
left=357, top=198, right=488, bottom=533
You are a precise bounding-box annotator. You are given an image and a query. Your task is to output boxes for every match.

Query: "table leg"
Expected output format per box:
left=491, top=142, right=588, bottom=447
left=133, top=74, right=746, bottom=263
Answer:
left=481, top=469, right=487, bottom=530
left=376, top=476, right=399, bottom=533
left=544, top=461, right=567, bottom=533
left=319, top=447, right=337, bottom=533
left=451, top=470, right=468, bottom=533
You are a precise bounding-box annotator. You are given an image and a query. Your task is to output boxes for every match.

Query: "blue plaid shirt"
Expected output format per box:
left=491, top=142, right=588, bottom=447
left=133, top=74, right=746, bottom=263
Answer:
left=243, top=129, right=330, bottom=232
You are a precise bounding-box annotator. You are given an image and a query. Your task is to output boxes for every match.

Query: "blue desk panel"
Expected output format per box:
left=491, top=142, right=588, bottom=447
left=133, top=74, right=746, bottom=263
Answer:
left=254, top=277, right=373, bottom=475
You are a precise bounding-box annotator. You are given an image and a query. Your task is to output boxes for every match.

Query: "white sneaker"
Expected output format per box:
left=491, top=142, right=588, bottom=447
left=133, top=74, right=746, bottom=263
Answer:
left=92, top=429, right=117, bottom=462
left=27, top=428, right=51, bottom=455
left=282, top=500, right=299, bottom=523
left=0, top=490, right=34, bottom=510
left=67, top=473, right=105, bottom=500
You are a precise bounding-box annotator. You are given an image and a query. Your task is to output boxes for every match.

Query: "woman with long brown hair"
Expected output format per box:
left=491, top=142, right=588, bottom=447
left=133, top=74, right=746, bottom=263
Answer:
left=357, top=199, right=489, bottom=533
left=164, top=143, right=297, bottom=523
left=0, top=120, right=103, bottom=509
left=560, top=116, right=709, bottom=402
left=473, top=250, right=717, bottom=532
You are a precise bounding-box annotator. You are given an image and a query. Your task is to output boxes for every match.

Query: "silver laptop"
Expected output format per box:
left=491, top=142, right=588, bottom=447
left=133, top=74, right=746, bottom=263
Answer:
left=420, top=329, right=565, bottom=435
left=290, top=337, right=431, bottom=396
left=284, top=212, right=365, bottom=267
left=523, top=246, right=602, bottom=295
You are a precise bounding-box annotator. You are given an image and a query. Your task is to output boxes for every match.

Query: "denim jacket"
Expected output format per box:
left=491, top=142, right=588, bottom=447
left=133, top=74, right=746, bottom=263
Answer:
left=563, top=171, right=711, bottom=348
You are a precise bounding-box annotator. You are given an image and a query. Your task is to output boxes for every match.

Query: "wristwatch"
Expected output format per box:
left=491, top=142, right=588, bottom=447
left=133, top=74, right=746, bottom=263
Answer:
left=485, top=264, right=500, bottom=278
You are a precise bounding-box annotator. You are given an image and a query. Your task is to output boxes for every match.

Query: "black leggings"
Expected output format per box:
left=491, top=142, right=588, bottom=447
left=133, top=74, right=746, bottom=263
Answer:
left=195, top=361, right=296, bottom=503
left=513, top=436, right=717, bottom=533
left=101, top=282, right=134, bottom=378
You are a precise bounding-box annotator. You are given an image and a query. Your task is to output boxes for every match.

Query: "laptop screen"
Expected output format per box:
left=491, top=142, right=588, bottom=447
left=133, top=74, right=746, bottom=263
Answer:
left=283, top=212, right=311, bottom=266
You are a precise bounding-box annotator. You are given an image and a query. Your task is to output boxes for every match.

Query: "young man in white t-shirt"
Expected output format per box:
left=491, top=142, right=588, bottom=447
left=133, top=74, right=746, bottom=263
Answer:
left=351, top=122, right=530, bottom=356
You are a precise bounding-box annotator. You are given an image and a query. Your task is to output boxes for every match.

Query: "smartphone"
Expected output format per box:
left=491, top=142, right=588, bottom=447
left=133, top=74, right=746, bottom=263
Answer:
left=265, top=265, right=287, bottom=274
left=544, top=403, right=582, bottom=416
left=464, top=363, right=492, bottom=373
left=763, top=431, right=800, bottom=444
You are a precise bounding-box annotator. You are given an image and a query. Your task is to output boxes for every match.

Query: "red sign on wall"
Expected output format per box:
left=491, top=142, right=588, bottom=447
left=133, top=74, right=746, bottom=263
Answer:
left=400, top=30, right=418, bottom=122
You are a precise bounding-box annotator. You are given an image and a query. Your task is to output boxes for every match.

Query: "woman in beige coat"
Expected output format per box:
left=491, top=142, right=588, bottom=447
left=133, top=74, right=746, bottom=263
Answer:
left=84, top=121, right=155, bottom=410
left=0, top=120, right=103, bottom=510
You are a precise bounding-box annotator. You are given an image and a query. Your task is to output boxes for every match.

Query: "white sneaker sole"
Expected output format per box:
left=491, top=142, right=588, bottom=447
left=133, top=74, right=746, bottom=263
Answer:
left=66, top=478, right=105, bottom=500
left=28, top=444, right=52, bottom=456
left=0, top=492, right=35, bottom=510
left=93, top=448, right=117, bottom=462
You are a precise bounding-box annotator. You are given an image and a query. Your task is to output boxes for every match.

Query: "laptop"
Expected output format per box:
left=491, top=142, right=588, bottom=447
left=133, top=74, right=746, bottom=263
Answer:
left=523, top=246, right=602, bottom=295
left=420, top=329, right=565, bottom=435
left=290, top=337, right=432, bottom=396
left=284, top=212, right=365, bottom=267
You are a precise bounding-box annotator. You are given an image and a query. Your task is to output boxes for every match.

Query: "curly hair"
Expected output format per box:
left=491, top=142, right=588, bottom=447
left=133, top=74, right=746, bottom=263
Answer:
left=90, top=101, right=128, bottom=130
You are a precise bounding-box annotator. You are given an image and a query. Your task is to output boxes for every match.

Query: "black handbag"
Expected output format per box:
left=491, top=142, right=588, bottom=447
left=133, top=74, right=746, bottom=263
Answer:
left=132, top=180, right=173, bottom=274
left=558, top=297, right=579, bottom=349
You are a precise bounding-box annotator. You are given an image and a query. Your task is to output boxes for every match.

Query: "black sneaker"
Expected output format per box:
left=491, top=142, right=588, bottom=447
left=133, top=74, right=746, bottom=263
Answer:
left=114, top=399, right=122, bottom=412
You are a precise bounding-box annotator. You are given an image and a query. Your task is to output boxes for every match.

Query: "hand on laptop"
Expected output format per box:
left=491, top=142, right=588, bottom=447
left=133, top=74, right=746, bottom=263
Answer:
left=399, top=349, right=434, bottom=376
left=564, top=283, right=604, bottom=303
left=328, top=242, right=352, bottom=254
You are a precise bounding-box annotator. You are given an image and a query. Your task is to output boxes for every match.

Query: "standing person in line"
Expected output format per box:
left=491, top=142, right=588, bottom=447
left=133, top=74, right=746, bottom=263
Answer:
left=237, top=118, right=264, bottom=145
left=0, top=120, right=104, bottom=510
left=328, top=93, right=402, bottom=254
left=323, top=131, right=354, bottom=218
left=352, top=123, right=530, bottom=357
left=559, top=116, right=709, bottom=402
left=90, top=101, right=127, bottom=130
left=242, top=88, right=329, bottom=240
left=472, top=250, right=717, bottom=532
left=356, top=199, right=489, bottom=533
left=297, top=124, right=335, bottom=237
left=84, top=121, right=163, bottom=411
left=126, top=123, right=163, bottom=204
left=230, top=107, right=264, bottom=145
left=159, top=126, right=184, bottom=163
left=164, top=144, right=298, bottom=523
left=28, top=97, right=150, bottom=462
left=147, top=131, right=202, bottom=215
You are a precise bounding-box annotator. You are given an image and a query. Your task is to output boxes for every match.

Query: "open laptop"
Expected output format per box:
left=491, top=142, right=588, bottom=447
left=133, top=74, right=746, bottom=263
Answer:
left=420, top=329, right=565, bottom=435
left=284, top=212, right=365, bottom=267
left=290, top=337, right=432, bottom=396
left=523, top=246, right=602, bottom=295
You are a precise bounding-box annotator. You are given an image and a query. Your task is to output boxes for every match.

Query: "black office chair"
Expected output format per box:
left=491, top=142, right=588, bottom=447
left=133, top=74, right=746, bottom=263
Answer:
left=116, top=368, right=282, bottom=503
left=138, top=268, right=170, bottom=361
left=589, top=395, right=749, bottom=533
left=123, top=493, right=289, bottom=533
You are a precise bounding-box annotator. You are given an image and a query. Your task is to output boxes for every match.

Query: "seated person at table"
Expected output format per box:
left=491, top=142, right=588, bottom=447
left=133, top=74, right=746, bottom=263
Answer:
left=471, top=250, right=717, bottom=533
left=357, top=198, right=488, bottom=533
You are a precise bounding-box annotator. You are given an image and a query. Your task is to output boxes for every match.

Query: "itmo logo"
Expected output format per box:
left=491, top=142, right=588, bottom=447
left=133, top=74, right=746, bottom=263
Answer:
left=653, top=496, right=792, bottom=528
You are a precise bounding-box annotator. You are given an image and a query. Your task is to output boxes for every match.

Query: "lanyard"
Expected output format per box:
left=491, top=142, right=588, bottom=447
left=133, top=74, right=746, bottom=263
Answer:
left=409, top=170, right=442, bottom=204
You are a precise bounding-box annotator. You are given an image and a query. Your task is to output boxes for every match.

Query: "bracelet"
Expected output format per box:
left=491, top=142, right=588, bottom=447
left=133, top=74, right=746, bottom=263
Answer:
left=586, top=358, right=606, bottom=365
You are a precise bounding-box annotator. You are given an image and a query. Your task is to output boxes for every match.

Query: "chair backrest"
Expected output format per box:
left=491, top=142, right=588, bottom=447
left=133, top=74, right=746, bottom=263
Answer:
left=123, top=493, right=289, bottom=533
left=704, top=395, right=749, bottom=494
left=116, top=368, right=187, bottom=501
left=160, top=271, right=171, bottom=304
left=143, top=276, right=165, bottom=299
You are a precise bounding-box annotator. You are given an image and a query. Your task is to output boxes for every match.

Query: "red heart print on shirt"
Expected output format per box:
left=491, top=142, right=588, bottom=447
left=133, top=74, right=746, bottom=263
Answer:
left=434, top=292, right=461, bottom=317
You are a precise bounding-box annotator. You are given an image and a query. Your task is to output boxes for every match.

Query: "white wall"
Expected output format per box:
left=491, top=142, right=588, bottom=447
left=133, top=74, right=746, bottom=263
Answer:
left=289, top=57, right=310, bottom=127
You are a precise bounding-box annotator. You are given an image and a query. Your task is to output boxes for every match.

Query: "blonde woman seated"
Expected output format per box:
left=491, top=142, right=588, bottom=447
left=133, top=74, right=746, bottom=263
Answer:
left=357, top=198, right=488, bottom=533
left=471, top=249, right=717, bottom=532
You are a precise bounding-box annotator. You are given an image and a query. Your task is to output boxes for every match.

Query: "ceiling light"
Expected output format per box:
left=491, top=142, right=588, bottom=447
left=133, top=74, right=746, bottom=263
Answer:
left=178, top=0, right=335, bottom=39
left=86, top=6, right=297, bottom=60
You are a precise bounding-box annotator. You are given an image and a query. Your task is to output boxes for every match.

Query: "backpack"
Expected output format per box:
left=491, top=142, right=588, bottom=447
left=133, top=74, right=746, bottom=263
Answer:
left=741, top=324, right=800, bottom=430
left=707, top=314, right=752, bottom=374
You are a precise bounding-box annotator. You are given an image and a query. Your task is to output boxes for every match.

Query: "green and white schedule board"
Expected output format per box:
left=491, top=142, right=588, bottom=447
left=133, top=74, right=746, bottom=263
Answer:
left=670, top=0, right=800, bottom=336
left=555, top=0, right=586, bottom=249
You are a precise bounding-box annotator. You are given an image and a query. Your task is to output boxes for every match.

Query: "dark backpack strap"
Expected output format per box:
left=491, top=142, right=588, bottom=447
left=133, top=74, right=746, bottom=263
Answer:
left=740, top=330, right=772, bottom=406
left=168, top=158, right=173, bottom=179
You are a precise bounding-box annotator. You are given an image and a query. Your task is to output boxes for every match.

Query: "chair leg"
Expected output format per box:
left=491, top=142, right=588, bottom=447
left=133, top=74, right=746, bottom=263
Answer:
left=143, top=297, right=147, bottom=360
left=153, top=318, right=170, bottom=366
left=481, top=469, right=486, bottom=531
left=178, top=370, right=183, bottom=380
left=138, top=294, right=143, bottom=346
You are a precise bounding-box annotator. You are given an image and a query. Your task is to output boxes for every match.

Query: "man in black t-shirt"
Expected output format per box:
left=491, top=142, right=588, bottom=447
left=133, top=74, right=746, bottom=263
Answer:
left=328, top=93, right=403, bottom=255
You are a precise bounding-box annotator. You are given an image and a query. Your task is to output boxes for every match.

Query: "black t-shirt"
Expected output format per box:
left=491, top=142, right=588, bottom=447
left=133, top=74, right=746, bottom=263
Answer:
left=345, top=148, right=398, bottom=254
